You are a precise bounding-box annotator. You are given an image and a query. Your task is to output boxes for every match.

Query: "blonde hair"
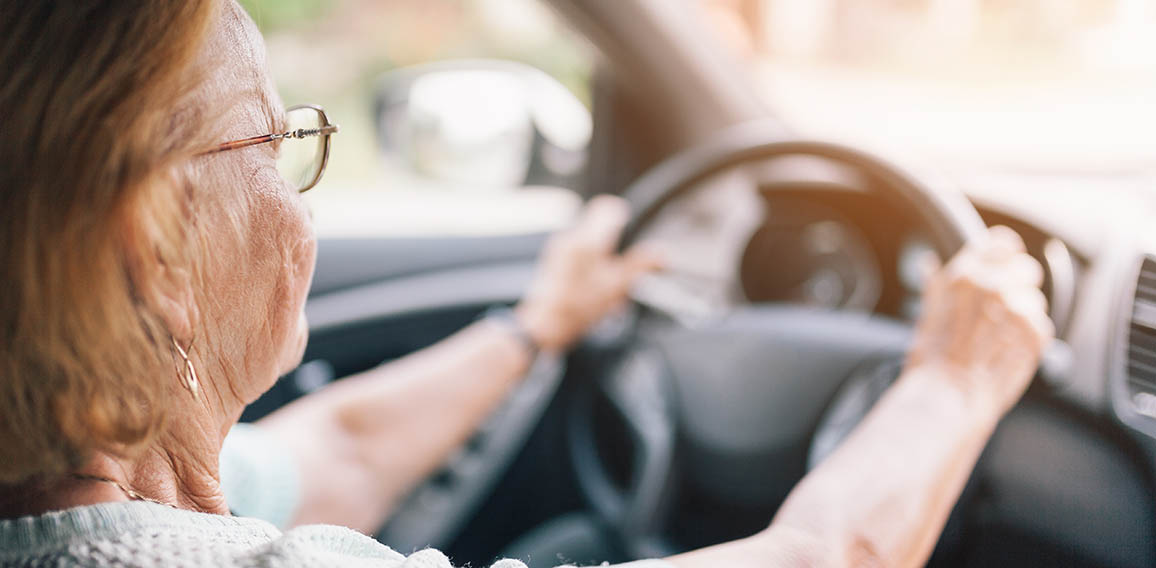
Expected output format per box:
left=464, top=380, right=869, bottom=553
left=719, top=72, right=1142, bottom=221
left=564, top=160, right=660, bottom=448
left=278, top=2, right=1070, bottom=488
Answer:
left=0, top=0, right=220, bottom=483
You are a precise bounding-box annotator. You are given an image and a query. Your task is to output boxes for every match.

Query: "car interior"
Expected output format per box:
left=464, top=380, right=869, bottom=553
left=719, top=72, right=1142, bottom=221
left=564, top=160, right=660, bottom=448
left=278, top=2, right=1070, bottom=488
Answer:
left=241, top=1, right=1156, bottom=566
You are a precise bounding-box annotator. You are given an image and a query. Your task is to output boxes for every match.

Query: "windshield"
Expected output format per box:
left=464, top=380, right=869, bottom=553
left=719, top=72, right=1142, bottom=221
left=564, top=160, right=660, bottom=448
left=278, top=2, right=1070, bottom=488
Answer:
left=704, top=0, right=1156, bottom=173
left=242, top=0, right=591, bottom=237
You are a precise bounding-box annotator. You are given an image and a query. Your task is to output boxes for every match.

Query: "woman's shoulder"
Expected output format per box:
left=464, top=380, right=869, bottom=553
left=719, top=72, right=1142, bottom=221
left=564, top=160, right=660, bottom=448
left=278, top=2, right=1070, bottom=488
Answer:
left=0, top=501, right=409, bottom=567
left=0, top=501, right=535, bottom=568
left=0, top=501, right=669, bottom=568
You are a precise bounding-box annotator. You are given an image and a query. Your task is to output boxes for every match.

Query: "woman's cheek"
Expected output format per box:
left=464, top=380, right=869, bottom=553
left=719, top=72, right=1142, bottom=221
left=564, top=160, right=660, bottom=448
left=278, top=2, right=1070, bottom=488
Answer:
left=280, top=213, right=317, bottom=373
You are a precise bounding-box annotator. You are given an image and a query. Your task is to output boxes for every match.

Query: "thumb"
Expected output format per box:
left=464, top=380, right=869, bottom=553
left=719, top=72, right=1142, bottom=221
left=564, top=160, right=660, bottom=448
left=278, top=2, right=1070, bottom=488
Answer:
left=618, top=243, right=666, bottom=290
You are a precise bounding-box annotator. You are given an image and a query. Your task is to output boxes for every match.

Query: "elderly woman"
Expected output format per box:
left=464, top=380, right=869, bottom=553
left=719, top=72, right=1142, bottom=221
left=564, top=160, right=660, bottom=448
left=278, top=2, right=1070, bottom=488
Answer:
left=0, top=1, right=1052, bottom=567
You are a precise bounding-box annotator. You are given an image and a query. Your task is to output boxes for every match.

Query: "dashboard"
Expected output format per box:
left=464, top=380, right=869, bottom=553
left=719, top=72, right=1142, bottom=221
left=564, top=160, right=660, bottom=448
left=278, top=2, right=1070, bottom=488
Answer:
left=739, top=193, right=884, bottom=313
left=739, top=186, right=1080, bottom=330
left=635, top=169, right=1156, bottom=448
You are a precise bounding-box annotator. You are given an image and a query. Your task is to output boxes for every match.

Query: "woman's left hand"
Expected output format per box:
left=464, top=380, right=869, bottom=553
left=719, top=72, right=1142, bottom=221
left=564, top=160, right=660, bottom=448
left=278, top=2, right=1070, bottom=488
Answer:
left=515, top=195, right=664, bottom=352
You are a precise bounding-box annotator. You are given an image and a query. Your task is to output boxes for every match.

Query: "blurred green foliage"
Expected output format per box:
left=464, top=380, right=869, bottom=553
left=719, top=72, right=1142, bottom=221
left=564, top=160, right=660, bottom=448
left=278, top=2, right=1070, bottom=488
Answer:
left=237, top=0, right=332, bottom=32
left=236, top=0, right=593, bottom=189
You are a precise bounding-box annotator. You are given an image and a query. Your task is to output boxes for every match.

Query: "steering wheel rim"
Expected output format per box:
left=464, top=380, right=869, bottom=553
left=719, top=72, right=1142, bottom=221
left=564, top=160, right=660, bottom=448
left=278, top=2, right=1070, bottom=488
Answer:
left=573, top=121, right=988, bottom=559
left=617, top=120, right=987, bottom=258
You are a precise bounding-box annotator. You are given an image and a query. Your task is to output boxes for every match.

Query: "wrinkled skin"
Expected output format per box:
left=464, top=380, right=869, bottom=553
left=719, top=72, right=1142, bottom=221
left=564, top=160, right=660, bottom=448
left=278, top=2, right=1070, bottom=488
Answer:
left=37, top=0, right=658, bottom=517
left=672, top=229, right=1054, bottom=568
left=7, top=4, right=1055, bottom=567
left=906, top=225, right=1054, bottom=415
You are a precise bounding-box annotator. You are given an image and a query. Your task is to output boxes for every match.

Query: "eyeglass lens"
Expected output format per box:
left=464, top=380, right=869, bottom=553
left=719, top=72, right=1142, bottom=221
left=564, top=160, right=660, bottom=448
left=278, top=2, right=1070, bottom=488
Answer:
left=277, top=106, right=327, bottom=193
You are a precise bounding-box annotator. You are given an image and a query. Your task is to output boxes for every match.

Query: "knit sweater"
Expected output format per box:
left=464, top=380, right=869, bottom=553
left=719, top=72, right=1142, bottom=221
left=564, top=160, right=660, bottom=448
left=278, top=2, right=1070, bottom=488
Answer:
left=0, top=500, right=672, bottom=568
left=0, top=424, right=673, bottom=567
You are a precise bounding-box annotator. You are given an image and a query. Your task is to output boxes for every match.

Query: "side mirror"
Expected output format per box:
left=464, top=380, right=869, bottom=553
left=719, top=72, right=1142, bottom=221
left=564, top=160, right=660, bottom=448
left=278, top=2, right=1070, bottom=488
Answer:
left=374, top=59, right=591, bottom=191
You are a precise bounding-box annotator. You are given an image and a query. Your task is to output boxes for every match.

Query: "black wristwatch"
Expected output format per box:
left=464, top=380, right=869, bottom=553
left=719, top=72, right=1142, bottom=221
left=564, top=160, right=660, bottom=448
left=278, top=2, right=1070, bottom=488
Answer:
left=481, top=305, right=540, bottom=359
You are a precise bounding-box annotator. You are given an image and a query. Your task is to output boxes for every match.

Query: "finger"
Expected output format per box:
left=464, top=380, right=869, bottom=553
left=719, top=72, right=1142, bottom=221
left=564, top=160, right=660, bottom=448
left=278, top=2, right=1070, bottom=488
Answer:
left=995, top=253, right=1045, bottom=289
left=609, top=246, right=665, bottom=295
left=994, top=283, right=1048, bottom=322
left=1032, top=312, right=1057, bottom=351
left=945, top=241, right=987, bottom=279
left=953, top=229, right=1019, bottom=274
left=1005, top=289, right=1055, bottom=348
left=981, top=226, right=1027, bottom=261
left=624, top=243, right=667, bottom=273
left=946, top=250, right=1003, bottom=295
left=944, top=276, right=984, bottom=362
left=913, top=273, right=951, bottom=337
left=1015, top=309, right=1056, bottom=355
left=987, top=226, right=1027, bottom=252
left=574, top=195, right=631, bottom=254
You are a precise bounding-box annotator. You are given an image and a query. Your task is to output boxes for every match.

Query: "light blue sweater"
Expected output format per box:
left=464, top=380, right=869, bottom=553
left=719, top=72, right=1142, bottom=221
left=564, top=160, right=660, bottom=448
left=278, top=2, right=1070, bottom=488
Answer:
left=0, top=424, right=672, bottom=568
left=0, top=500, right=671, bottom=567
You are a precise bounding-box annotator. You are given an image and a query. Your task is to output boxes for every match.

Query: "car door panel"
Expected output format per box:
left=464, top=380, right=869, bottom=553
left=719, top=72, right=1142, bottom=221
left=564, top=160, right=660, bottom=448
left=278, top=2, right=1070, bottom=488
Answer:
left=244, top=234, right=544, bottom=420
left=310, top=234, right=547, bottom=296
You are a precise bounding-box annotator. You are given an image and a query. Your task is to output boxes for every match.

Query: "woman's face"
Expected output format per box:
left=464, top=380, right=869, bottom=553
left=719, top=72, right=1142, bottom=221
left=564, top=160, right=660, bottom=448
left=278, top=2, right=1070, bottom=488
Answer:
left=186, top=1, right=317, bottom=405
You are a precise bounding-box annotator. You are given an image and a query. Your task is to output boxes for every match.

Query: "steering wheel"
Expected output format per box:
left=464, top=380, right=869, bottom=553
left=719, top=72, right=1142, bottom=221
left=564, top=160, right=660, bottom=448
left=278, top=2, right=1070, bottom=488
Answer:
left=567, top=121, right=988, bottom=559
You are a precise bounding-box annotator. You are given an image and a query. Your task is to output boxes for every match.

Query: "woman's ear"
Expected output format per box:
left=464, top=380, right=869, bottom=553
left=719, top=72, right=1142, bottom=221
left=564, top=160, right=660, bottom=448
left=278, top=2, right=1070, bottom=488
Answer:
left=117, top=197, right=201, bottom=344
left=142, top=263, right=200, bottom=343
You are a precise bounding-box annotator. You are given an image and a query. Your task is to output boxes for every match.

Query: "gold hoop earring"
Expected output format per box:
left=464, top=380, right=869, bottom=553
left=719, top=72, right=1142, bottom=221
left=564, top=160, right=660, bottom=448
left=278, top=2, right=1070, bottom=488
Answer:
left=171, top=338, right=200, bottom=400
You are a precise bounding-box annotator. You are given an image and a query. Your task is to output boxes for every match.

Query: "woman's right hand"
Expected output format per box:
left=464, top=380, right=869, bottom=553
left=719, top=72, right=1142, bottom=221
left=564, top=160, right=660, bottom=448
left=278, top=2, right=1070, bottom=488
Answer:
left=906, top=226, right=1055, bottom=417
left=515, top=195, right=663, bottom=353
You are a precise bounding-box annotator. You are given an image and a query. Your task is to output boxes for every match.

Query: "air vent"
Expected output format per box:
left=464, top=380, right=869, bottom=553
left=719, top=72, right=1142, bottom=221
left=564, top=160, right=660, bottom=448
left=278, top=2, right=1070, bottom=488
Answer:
left=1127, top=256, right=1156, bottom=416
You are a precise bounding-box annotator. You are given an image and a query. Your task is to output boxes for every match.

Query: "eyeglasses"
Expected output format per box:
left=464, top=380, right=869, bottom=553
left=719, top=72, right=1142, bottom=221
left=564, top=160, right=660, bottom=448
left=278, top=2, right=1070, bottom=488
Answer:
left=202, top=104, right=339, bottom=193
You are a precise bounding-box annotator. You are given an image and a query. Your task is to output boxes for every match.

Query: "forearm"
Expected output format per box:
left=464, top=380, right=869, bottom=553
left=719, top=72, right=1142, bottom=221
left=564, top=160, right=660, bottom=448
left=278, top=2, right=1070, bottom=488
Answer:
left=671, top=229, right=1048, bottom=567
left=667, top=526, right=829, bottom=568
left=256, top=319, right=534, bottom=532
left=668, top=366, right=1000, bottom=568
left=251, top=197, right=659, bottom=532
left=771, top=366, right=998, bottom=566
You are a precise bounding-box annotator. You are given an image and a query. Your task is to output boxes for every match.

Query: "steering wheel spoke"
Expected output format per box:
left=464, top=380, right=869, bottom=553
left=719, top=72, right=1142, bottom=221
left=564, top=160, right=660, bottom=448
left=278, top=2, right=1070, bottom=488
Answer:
left=569, top=345, right=680, bottom=558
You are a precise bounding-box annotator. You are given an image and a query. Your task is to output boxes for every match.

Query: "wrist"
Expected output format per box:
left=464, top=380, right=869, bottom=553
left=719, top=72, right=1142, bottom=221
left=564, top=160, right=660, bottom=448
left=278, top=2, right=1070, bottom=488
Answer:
left=900, top=363, right=1004, bottom=425
left=481, top=305, right=541, bottom=358
left=513, top=301, right=568, bottom=352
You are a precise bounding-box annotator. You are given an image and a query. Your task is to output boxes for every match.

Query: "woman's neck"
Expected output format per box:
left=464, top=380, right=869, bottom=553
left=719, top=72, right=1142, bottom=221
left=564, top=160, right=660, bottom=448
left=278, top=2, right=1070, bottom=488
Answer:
left=0, top=471, right=129, bottom=519
left=0, top=398, right=236, bottom=519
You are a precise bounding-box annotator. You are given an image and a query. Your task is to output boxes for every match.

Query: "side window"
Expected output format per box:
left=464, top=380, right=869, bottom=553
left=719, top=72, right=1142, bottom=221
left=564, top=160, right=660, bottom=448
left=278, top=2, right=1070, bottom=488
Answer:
left=241, top=0, right=593, bottom=237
